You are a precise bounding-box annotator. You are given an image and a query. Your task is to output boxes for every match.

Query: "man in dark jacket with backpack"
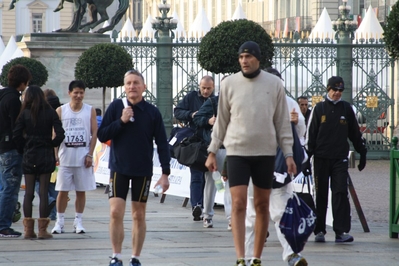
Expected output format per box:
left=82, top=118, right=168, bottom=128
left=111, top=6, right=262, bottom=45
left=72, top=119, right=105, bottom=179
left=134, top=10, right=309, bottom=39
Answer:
left=174, top=75, right=215, bottom=221
left=305, top=76, right=367, bottom=243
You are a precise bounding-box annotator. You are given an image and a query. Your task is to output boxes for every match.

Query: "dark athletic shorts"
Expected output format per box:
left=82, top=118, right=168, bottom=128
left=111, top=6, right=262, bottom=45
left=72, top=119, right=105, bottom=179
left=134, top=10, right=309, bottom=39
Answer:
left=108, top=171, right=151, bottom=202
left=226, top=156, right=275, bottom=189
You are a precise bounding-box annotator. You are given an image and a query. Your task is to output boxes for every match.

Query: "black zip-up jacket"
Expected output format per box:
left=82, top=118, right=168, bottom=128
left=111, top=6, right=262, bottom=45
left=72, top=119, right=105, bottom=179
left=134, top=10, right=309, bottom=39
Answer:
left=174, top=90, right=214, bottom=128
left=0, top=87, right=21, bottom=153
left=192, top=96, right=218, bottom=144
left=306, top=98, right=367, bottom=159
left=97, top=98, right=170, bottom=176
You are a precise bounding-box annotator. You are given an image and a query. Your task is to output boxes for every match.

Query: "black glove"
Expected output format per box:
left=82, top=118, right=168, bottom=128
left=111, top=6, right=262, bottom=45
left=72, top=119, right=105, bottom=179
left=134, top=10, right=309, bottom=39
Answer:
left=301, top=158, right=312, bottom=176
left=358, top=152, right=366, bottom=171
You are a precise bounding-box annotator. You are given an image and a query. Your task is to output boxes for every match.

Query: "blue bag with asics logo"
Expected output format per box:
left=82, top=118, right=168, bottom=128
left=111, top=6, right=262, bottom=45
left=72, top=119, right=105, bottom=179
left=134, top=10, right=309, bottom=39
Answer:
left=279, top=193, right=316, bottom=253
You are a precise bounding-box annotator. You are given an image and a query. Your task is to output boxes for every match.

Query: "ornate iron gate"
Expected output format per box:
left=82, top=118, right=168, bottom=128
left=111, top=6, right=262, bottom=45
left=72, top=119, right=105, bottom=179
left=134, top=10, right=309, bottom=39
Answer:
left=115, top=36, right=394, bottom=158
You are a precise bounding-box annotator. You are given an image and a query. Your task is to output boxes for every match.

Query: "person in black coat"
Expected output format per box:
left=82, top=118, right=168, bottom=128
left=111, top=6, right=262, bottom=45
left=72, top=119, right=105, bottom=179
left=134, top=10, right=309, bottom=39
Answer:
left=305, top=76, right=367, bottom=243
left=40, top=89, right=62, bottom=220
left=173, top=75, right=215, bottom=221
left=13, top=85, right=65, bottom=239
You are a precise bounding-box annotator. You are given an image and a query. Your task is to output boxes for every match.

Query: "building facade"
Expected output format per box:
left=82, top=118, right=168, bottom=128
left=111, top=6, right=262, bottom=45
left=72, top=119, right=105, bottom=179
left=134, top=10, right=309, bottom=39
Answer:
left=2, top=0, right=397, bottom=47
left=139, top=0, right=396, bottom=35
left=0, top=0, right=125, bottom=44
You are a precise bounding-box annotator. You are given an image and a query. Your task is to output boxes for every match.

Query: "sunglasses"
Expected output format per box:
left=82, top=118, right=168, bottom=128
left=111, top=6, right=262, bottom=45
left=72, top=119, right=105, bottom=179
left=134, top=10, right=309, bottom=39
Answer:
left=331, top=87, right=344, bottom=92
left=124, top=69, right=144, bottom=81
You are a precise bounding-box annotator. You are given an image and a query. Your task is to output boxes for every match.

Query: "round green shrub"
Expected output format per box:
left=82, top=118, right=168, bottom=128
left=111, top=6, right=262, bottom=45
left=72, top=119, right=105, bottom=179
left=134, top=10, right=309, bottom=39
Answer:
left=0, top=57, right=48, bottom=87
left=198, top=19, right=274, bottom=74
left=383, top=1, right=399, bottom=60
left=75, top=43, right=133, bottom=88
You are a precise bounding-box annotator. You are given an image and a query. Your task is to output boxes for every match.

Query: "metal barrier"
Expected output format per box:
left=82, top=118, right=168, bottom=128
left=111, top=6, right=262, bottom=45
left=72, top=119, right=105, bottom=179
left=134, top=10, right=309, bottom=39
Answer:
left=113, top=35, right=395, bottom=158
left=389, top=136, right=399, bottom=238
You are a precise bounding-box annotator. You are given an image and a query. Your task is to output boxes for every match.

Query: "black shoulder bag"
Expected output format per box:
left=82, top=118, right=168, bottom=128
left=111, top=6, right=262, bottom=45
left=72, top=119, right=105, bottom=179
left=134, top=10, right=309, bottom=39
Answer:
left=174, top=97, right=217, bottom=172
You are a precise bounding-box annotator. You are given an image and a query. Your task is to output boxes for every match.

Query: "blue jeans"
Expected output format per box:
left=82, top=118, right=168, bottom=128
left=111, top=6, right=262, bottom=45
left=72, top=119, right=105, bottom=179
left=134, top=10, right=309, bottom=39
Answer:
left=0, top=150, right=22, bottom=230
left=189, top=168, right=204, bottom=208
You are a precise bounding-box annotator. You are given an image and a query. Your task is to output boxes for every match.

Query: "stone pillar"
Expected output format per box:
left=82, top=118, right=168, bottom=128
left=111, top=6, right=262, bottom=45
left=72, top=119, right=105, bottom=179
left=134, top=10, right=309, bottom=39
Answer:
left=17, top=33, right=110, bottom=108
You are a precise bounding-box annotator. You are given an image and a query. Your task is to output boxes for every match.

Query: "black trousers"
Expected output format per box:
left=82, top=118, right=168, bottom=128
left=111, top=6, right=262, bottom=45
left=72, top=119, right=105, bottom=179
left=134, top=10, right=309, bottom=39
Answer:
left=313, top=157, right=351, bottom=235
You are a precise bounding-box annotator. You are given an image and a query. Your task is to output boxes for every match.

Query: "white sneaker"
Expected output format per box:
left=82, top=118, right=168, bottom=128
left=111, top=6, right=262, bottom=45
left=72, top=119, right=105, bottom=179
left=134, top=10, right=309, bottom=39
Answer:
left=203, top=218, right=213, bottom=228
left=51, top=222, right=65, bottom=234
left=73, top=219, right=86, bottom=234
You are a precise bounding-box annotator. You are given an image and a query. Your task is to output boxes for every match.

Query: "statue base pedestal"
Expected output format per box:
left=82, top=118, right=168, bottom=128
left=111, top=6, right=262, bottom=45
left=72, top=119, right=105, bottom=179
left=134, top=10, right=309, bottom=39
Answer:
left=17, top=33, right=111, bottom=108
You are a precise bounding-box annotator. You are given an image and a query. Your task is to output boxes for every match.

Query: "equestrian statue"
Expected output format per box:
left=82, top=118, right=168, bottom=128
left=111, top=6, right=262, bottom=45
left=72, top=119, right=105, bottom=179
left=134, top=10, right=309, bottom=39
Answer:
left=9, top=0, right=129, bottom=33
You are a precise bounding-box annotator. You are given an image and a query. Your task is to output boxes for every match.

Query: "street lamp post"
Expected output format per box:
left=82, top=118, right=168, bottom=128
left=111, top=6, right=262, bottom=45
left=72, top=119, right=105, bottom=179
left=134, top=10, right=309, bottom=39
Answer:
left=152, top=0, right=177, bottom=135
left=332, top=0, right=358, bottom=103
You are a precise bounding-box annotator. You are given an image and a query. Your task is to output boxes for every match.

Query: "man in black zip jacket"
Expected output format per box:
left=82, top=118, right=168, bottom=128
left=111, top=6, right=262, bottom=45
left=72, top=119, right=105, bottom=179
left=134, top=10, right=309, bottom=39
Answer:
left=0, top=65, right=32, bottom=238
left=174, top=75, right=215, bottom=221
left=304, top=76, right=367, bottom=244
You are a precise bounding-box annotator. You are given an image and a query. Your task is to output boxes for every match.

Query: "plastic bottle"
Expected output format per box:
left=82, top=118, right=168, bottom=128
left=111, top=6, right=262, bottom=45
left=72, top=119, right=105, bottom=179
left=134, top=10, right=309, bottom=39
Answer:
left=153, top=185, right=163, bottom=194
left=212, top=171, right=225, bottom=193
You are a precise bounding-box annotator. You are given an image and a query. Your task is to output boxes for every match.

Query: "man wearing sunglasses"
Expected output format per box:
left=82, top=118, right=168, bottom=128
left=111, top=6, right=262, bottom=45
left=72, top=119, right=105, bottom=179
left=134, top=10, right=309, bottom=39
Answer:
left=304, top=76, right=367, bottom=244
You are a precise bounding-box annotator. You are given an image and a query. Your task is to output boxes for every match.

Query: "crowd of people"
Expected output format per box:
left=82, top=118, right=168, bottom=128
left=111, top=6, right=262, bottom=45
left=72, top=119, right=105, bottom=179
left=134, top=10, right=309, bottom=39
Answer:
left=0, top=40, right=368, bottom=266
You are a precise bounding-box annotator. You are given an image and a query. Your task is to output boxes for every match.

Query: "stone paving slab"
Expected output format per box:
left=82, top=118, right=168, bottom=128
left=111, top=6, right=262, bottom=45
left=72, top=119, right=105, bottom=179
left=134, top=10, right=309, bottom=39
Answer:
left=0, top=160, right=398, bottom=266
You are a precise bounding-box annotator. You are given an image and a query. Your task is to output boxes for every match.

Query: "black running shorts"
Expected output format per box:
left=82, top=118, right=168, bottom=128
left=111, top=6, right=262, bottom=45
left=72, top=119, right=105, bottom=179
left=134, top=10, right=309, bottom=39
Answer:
left=226, top=155, right=275, bottom=189
left=108, top=171, right=151, bottom=202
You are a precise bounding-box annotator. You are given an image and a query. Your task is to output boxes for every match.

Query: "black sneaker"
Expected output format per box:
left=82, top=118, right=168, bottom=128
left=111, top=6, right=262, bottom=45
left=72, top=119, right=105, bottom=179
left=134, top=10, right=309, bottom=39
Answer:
left=129, top=258, right=141, bottom=266
left=109, top=257, right=123, bottom=266
left=335, top=233, right=354, bottom=243
left=192, top=205, right=202, bottom=221
left=315, top=232, right=325, bottom=242
left=12, top=202, right=21, bottom=223
left=0, top=228, right=22, bottom=238
left=288, top=253, right=308, bottom=266
left=235, top=258, right=246, bottom=266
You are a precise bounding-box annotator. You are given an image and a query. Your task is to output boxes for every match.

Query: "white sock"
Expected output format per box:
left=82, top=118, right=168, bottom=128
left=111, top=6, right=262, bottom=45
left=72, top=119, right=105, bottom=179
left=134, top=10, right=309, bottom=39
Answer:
left=56, top=213, right=65, bottom=224
left=132, top=255, right=140, bottom=260
left=75, top=213, right=83, bottom=220
left=112, top=253, right=121, bottom=260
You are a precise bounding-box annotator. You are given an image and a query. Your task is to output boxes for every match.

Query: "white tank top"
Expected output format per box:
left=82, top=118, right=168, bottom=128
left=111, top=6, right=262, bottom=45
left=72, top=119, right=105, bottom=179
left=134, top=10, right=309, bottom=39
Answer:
left=58, top=103, right=92, bottom=167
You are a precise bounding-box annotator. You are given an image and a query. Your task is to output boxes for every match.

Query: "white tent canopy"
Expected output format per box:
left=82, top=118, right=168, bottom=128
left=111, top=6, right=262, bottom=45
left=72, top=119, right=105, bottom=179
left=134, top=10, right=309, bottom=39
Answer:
left=355, top=5, right=384, bottom=40
left=0, top=36, right=18, bottom=73
left=188, top=8, right=211, bottom=38
left=140, top=14, right=155, bottom=38
left=10, top=47, right=23, bottom=61
left=308, top=8, right=335, bottom=40
left=231, top=2, right=246, bottom=20
left=0, top=38, right=6, bottom=58
left=117, top=18, right=135, bottom=42
left=172, top=11, right=186, bottom=39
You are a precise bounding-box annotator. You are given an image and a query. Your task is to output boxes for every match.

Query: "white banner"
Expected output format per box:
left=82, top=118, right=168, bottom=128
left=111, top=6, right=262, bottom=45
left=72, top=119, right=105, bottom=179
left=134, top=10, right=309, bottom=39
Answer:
left=93, top=140, right=225, bottom=204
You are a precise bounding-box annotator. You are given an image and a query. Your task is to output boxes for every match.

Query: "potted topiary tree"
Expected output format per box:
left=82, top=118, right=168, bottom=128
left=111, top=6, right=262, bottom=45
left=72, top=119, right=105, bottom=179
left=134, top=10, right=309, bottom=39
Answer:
left=0, top=57, right=48, bottom=87
left=383, top=1, right=399, bottom=60
left=197, top=19, right=274, bottom=74
left=75, top=43, right=133, bottom=113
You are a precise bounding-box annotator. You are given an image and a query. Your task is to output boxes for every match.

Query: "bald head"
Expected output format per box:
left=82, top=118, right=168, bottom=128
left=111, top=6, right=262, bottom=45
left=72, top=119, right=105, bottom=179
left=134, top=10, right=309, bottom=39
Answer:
left=199, top=75, right=215, bottom=98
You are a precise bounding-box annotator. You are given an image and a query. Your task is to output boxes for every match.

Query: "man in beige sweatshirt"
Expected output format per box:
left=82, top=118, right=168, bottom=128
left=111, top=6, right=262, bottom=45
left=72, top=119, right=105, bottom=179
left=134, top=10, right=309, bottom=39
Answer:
left=205, top=41, right=296, bottom=266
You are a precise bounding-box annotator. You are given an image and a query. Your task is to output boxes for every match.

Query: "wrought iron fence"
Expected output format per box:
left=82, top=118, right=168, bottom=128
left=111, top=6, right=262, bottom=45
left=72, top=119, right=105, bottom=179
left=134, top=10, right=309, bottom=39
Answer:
left=114, top=35, right=394, bottom=156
